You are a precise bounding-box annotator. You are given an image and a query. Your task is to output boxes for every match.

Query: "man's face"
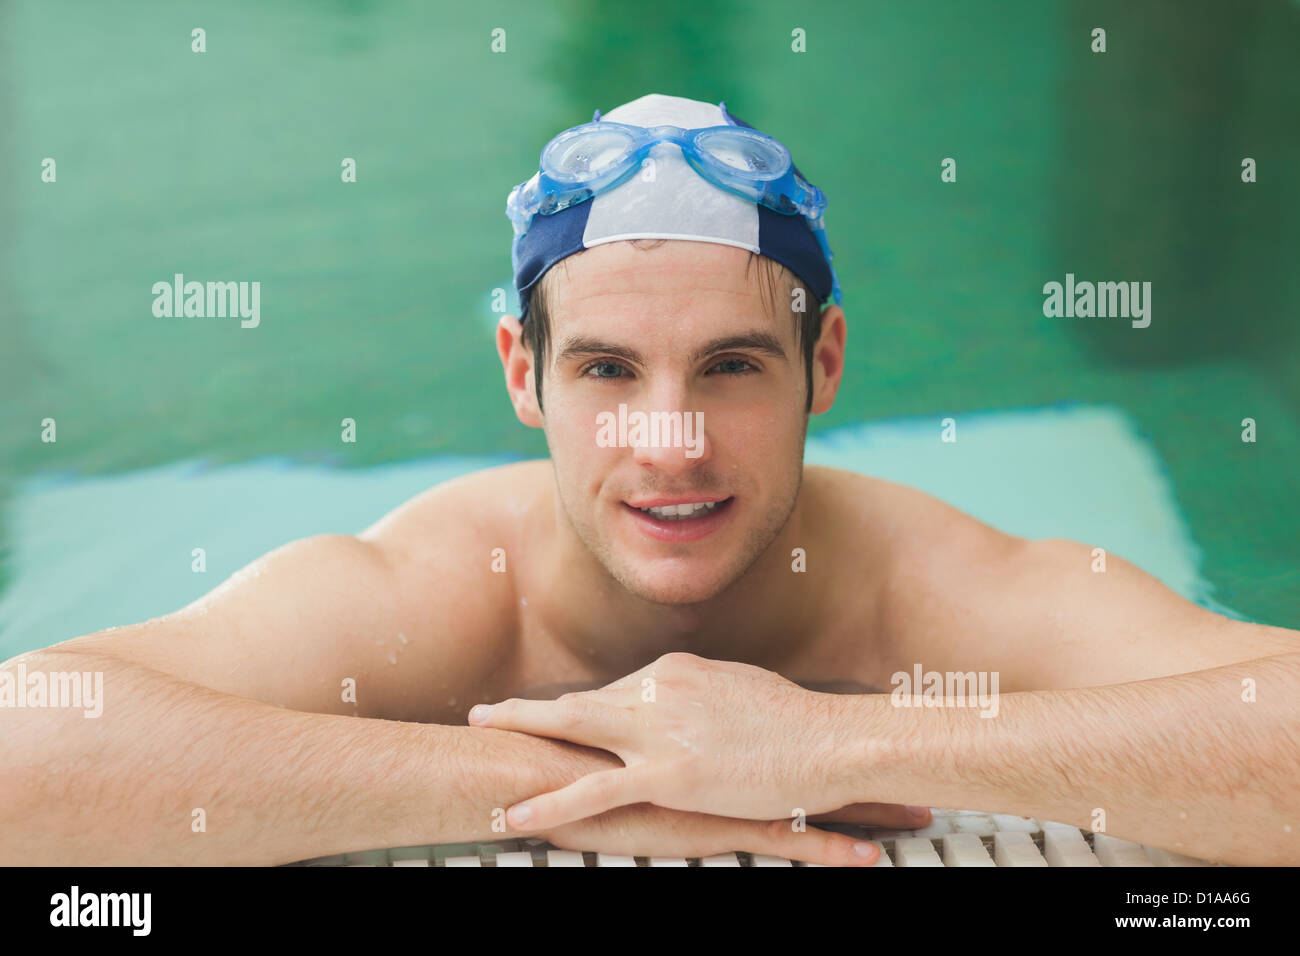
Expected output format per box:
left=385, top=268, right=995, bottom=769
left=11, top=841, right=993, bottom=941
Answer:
left=537, top=240, right=810, bottom=606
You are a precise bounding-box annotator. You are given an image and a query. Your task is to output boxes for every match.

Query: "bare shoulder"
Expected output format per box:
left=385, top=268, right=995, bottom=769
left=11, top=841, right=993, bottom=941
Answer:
left=803, top=465, right=1027, bottom=663
left=805, top=464, right=1023, bottom=567
left=360, top=458, right=551, bottom=558
left=808, top=465, right=1300, bottom=688
left=355, top=459, right=554, bottom=705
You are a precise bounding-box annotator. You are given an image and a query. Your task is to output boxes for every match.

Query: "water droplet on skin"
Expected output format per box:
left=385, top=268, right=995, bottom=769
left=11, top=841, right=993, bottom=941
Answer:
left=386, top=653, right=397, bottom=665
left=520, top=597, right=528, bottom=606
left=666, top=729, right=701, bottom=753
left=397, top=633, right=409, bottom=645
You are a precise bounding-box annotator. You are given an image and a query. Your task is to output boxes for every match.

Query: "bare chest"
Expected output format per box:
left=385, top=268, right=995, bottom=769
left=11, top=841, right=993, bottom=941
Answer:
left=506, top=598, right=888, bottom=701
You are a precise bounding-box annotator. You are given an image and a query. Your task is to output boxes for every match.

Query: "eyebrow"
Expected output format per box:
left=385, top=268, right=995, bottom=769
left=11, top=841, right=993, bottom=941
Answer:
left=553, top=331, right=790, bottom=367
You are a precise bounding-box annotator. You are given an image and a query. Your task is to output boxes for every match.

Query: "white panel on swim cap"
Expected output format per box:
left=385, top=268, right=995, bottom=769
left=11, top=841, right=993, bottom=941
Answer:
left=602, top=93, right=725, bottom=129
left=582, top=94, right=760, bottom=254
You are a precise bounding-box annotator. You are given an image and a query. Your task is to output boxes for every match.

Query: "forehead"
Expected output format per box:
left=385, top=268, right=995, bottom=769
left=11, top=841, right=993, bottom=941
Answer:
left=542, top=240, right=792, bottom=327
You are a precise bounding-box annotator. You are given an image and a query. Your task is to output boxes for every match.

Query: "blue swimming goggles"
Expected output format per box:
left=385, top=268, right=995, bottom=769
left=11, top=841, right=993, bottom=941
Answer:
left=507, top=102, right=841, bottom=304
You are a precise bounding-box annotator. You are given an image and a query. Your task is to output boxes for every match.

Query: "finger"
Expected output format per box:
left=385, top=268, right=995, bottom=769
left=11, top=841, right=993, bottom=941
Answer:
left=745, top=817, right=884, bottom=867
left=507, top=764, right=656, bottom=831
left=810, top=802, right=931, bottom=829
left=468, top=696, right=629, bottom=751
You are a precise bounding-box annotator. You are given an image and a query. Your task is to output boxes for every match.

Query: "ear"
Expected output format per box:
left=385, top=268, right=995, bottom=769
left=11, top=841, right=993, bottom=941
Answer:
left=808, top=304, right=846, bottom=416
left=496, top=314, right=544, bottom=428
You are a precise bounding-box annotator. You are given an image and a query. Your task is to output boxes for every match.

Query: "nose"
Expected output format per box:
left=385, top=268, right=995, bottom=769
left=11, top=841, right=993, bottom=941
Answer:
left=629, top=390, right=712, bottom=476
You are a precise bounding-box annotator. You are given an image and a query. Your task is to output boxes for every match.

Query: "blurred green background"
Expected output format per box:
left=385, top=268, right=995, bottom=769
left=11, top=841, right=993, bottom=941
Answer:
left=1, top=0, right=1297, bottom=631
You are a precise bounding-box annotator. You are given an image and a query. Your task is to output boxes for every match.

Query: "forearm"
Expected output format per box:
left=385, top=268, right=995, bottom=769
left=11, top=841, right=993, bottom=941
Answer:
left=836, top=653, right=1300, bottom=865
left=0, top=649, right=615, bottom=865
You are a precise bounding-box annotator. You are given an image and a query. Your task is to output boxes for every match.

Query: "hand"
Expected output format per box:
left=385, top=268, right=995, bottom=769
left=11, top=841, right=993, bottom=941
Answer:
left=536, top=802, right=894, bottom=867
left=526, top=735, right=928, bottom=866
left=469, top=652, right=891, bottom=831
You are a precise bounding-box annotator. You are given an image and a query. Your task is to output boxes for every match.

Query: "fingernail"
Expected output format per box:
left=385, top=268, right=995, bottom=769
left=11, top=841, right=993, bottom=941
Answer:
left=468, top=704, right=492, bottom=724
left=853, top=841, right=876, bottom=858
left=508, top=804, right=532, bottom=825
left=906, top=805, right=929, bottom=819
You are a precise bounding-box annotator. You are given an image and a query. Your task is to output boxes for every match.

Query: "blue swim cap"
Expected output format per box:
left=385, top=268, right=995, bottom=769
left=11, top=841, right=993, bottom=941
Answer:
left=509, top=94, right=837, bottom=321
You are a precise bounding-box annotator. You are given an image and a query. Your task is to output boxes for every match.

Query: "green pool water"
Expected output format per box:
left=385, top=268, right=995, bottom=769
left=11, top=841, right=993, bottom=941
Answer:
left=2, top=0, right=1297, bottom=651
left=0, top=404, right=1252, bottom=652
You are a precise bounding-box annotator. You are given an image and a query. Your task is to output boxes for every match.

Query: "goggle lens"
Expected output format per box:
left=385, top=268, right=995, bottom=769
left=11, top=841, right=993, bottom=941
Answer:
left=544, top=128, right=637, bottom=182
left=696, top=130, right=789, bottom=177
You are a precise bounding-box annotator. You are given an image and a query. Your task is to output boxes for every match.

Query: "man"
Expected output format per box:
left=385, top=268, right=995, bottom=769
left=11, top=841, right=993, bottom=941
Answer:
left=2, top=95, right=1296, bottom=867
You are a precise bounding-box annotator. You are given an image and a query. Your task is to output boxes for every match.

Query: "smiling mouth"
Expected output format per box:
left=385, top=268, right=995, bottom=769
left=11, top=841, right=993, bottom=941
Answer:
left=624, top=497, right=734, bottom=520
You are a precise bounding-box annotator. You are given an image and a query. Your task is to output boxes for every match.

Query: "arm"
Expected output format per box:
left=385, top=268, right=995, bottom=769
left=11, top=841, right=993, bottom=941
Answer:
left=1, top=472, right=876, bottom=866
left=861, top=529, right=1300, bottom=865
left=0, top=473, right=607, bottom=864
left=464, top=647, right=1300, bottom=865
left=1, top=639, right=860, bottom=865
left=466, top=518, right=1300, bottom=864
left=830, top=652, right=1300, bottom=866
left=0, top=646, right=615, bottom=865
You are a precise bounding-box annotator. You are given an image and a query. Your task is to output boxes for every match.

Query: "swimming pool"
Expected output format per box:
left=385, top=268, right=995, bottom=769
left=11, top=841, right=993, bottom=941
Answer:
left=0, top=404, right=1250, bottom=655
left=2, top=0, right=1297, bottom=648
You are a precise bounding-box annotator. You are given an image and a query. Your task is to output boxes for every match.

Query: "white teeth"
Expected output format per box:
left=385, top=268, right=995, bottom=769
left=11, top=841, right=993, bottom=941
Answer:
left=637, top=501, right=722, bottom=520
